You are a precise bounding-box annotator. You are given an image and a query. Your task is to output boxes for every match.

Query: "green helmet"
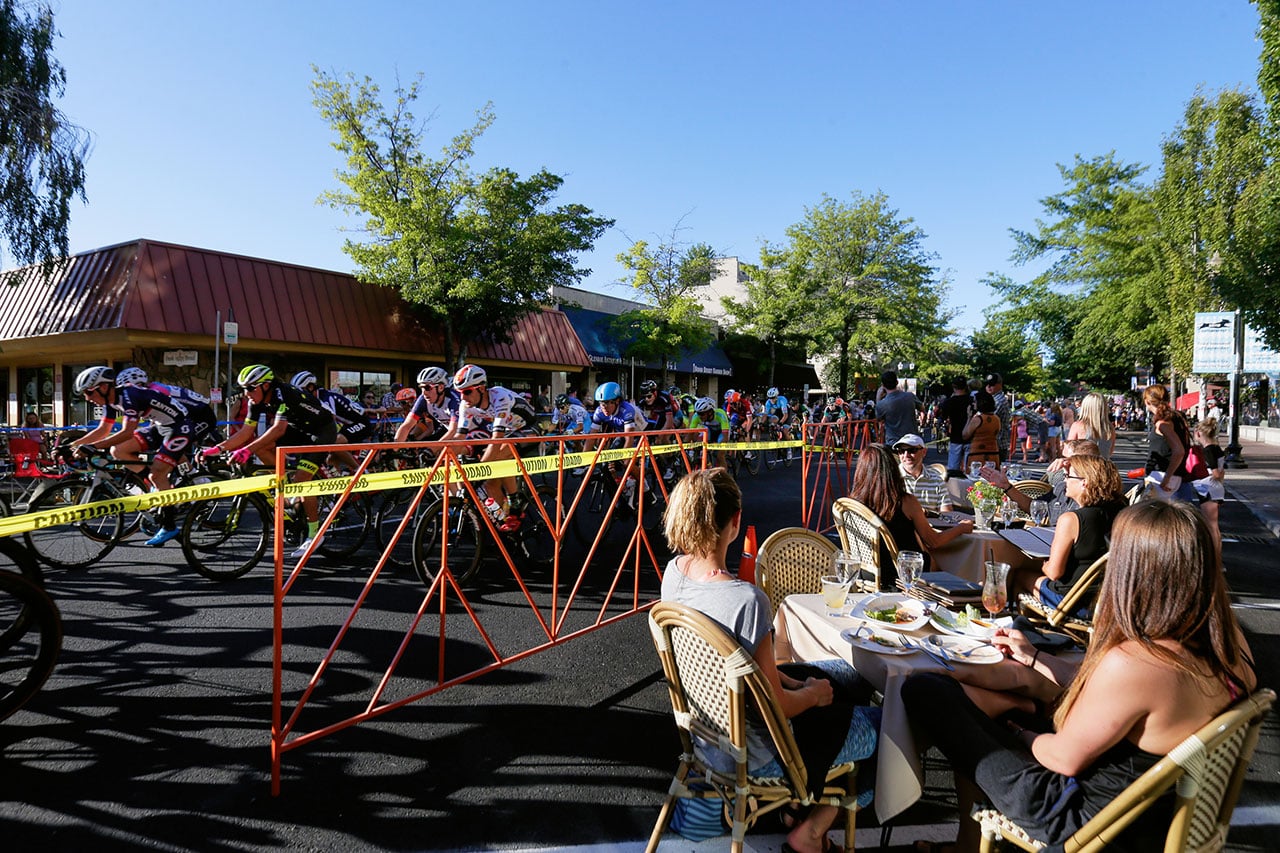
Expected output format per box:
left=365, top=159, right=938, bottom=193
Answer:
left=237, top=364, right=274, bottom=388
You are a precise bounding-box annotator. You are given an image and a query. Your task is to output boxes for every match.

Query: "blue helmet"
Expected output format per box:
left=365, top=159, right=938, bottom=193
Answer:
left=595, top=381, right=622, bottom=402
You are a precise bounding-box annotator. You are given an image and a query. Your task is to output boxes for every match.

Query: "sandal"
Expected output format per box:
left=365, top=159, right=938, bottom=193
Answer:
left=777, top=803, right=805, bottom=831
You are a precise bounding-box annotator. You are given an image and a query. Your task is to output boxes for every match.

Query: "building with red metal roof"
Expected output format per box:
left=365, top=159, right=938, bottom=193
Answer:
left=0, top=239, right=591, bottom=427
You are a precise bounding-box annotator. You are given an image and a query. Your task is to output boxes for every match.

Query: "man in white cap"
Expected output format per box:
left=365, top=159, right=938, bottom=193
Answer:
left=893, top=433, right=947, bottom=509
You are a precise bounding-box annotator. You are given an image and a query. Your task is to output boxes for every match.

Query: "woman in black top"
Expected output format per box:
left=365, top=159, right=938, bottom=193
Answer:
left=1027, top=455, right=1125, bottom=616
left=850, top=444, right=973, bottom=588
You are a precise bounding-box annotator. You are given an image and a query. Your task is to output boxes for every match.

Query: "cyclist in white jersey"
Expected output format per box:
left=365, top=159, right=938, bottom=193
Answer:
left=550, top=393, right=590, bottom=436
left=396, top=366, right=461, bottom=443
left=453, top=363, right=539, bottom=531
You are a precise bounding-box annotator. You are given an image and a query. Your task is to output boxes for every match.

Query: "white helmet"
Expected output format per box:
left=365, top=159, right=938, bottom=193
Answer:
left=116, top=367, right=149, bottom=388
left=453, top=363, right=487, bottom=391
left=417, top=366, right=449, bottom=386
left=694, top=396, right=716, bottom=415
left=75, top=366, right=115, bottom=394
left=291, top=370, right=318, bottom=390
left=767, top=387, right=779, bottom=399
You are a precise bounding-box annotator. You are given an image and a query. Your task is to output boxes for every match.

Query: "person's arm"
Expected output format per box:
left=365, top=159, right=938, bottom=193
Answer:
left=394, top=413, right=420, bottom=442
left=1036, top=511, right=1079, bottom=584
left=751, top=631, right=833, bottom=719
left=85, top=416, right=137, bottom=450
left=961, top=413, right=981, bottom=441
left=73, top=419, right=116, bottom=448
left=1029, top=647, right=1150, bottom=776
left=979, top=464, right=1032, bottom=512
left=905, top=494, right=972, bottom=549
left=990, top=628, right=1079, bottom=689
left=1066, top=420, right=1086, bottom=442
left=1156, top=420, right=1185, bottom=492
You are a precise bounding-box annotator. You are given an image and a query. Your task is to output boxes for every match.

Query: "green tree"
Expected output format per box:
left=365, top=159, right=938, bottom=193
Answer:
left=612, top=230, right=716, bottom=387
left=312, top=68, right=611, bottom=367
left=719, top=242, right=809, bottom=387
left=782, top=191, right=948, bottom=398
left=0, top=0, right=89, bottom=266
left=968, top=312, right=1048, bottom=398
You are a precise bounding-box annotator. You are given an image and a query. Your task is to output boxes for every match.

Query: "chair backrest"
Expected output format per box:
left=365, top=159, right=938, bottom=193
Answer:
left=926, top=462, right=948, bottom=482
left=1044, top=553, right=1107, bottom=629
left=648, top=602, right=810, bottom=796
left=1012, top=479, right=1052, bottom=500
left=1125, top=483, right=1146, bottom=505
left=756, top=527, right=837, bottom=616
left=1060, top=688, right=1274, bottom=853
left=831, top=497, right=898, bottom=590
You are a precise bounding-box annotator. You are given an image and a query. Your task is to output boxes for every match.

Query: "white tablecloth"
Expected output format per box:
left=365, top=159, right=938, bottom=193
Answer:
left=930, top=528, right=1042, bottom=582
left=773, top=593, right=966, bottom=822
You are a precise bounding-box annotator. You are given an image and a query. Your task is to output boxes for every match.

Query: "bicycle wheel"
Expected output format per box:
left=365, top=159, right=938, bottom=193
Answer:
left=0, top=538, right=44, bottom=653
left=316, top=493, right=370, bottom=559
left=636, top=471, right=666, bottom=534
left=0, top=564, right=62, bottom=721
left=374, top=487, right=429, bottom=571
left=80, top=478, right=150, bottom=542
left=570, top=472, right=614, bottom=546
left=180, top=492, right=270, bottom=581
left=514, top=484, right=561, bottom=568
left=23, top=478, right=121, bottom=569
left=411, top=497, right=484, bottom=588
left=742, top=445, right=761, bottom=476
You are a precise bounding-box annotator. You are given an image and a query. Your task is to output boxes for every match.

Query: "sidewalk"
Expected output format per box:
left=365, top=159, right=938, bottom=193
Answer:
left=1222, top=437, right=1280, bottom=538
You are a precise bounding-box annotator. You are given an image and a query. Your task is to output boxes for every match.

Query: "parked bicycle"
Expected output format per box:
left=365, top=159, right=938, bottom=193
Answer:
left=0, top=537, right=61, bottom=721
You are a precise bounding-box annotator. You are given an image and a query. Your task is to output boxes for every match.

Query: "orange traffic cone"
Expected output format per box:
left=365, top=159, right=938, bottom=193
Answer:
left=739, top=525, right=757, bottom=583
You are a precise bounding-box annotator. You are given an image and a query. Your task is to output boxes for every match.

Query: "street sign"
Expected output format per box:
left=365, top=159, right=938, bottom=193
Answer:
left=1193, top=311, right=1280, bottom=373
left=210, top=387, right=223, bottom=404
left=223, top=321, right=239, bottom=346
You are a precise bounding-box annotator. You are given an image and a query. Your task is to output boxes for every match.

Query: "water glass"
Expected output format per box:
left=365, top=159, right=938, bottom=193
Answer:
left=821, top=574, right=852, bottom=616
left=1049, top=500, right=1065, bottom=526
left=969, top=461, right=982, bottom=479
left=1030, top=499, right=1050, bottom=527
left=1006, top=463, right=1023, bottom=481
left=1000, top=497, right=1018, bottom=528
left=896, top=550, right=924, bottom=592
left=833, top=550, right=859, bottom=585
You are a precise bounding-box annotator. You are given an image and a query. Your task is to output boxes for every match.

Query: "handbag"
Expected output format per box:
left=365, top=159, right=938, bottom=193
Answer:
left=1184, top=445, right=1211, bottom=480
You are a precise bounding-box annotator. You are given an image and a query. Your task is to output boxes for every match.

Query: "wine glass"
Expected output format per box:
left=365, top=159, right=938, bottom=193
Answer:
left=1006, top=463, right=1023, bottom=481
left=896, top=550, right=924, bottom=593
left=968, top=461, right=982, bottom=479
left=1030, top=499, right=1050, bottom=527
left=982, top=561, right=1010, bottom=620
left=1000, top=497, right=1017, bottom=528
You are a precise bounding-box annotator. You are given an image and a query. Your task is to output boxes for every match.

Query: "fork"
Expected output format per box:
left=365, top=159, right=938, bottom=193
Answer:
left=904, top=636, right=954, bottom=671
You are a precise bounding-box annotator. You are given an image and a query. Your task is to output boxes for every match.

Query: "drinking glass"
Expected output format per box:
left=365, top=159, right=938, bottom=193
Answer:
left=1048, top=500, right=1065, bottom=526
left=969, top=461, right=982, bottom=479
left=1006, top=463, right=1023, bottom=481
left=821, top=574, right=852, bottom=616
left=1000, top=497, right=1017, bottom=528
left=982, top=561, right=1011, bottom=619
left=896, top=550, right=924, bottom=593
left=1030, top=499, right=1050, bottom=527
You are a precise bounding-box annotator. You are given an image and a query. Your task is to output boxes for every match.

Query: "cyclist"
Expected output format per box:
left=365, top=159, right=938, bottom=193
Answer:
left=395, top=366, right=461, bottom=443
left=452, top=363, right=540, bottom=532
left=762, top=386, right=796, bottom=459
left=550, top=393, right=590, bottom=437
left=692, top=395, right=731, bottom=469
left=115, top=366, right=213, bottom=409
left=290, top=371, right=375, bottom=473
left=637, top=379, right=678, bottom=433
left=71, top=366, right=224, bottom=547
left=206, top=364, right=338, bottom=558
left=586, top=381, right=648, bottom=504
left=724, top=388, right=754, bottom=440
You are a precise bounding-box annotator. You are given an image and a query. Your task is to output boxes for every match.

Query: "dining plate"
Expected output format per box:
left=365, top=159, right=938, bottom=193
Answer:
left=849, top=593, right=931, bottom=632
left=841, top=626, right=914, bottom=656
left=926, top=634, right=1004, bottom=665
left=929, top=607, right=998, bottom=639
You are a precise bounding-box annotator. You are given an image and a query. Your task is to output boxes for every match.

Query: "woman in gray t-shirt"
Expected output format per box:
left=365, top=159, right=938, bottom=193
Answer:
left=660, top=469, right=879, bottom=853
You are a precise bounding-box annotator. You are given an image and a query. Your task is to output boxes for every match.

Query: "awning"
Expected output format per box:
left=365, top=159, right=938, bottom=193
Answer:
left=1175, top=391, right=1200, bottom=411
left=561, top=307, right=733, bottom=376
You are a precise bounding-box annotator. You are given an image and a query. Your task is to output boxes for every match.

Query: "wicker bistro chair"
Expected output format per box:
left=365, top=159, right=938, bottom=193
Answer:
left=646, top=602, right=863, bottom=852
left=756, top=526, right=839, bottom=616
left=1125, top=483, right=1146, bottom=505
left=1017, top=554, right=1107, bottom=644
left=973, top=688, right=1275, bottom=852
left=927, top=462, right=949, bottom=482
left=1012, top=479, right=1053, bottom=501
left=831, top=497, right=900, bottom=592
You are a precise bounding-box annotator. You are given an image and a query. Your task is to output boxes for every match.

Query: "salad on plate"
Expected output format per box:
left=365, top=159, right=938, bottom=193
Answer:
left=930, top=604, right=1000, bottom=638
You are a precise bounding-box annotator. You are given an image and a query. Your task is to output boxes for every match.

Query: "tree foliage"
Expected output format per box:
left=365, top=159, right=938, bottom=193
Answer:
left=611, top=229, right=716, bottom=385
left=719, top=242, right=810, bottom=387
left=968, top=311, right=1049, bottom=397
left=312, top=68, right=612, bottom=367
left=780, top=191, right=950, bottom=398
left=0, top=0, right=89, bottom=267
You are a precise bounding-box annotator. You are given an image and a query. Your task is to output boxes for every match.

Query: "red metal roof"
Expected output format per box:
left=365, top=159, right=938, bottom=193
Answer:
left=0, top=239, right=590, bottom=369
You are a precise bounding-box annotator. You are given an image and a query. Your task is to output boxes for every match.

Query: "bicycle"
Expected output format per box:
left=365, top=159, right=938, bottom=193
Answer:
left=410, top=466, right=560, bottom=588
left=0, top=538, right=62, bottom=721
left=761, top=419, right=797, bottom=470
left=178, top=456, right=371, bottom=581
left=569, top=451, right=666, bottom=547
left=725, top=423, right=759, bottom=478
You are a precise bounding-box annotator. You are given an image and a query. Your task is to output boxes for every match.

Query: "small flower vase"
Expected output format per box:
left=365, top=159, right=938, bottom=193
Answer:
left=973, top=503, right=994, bottom=530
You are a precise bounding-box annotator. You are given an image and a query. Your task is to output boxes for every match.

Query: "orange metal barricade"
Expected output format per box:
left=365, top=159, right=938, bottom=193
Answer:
left=268, top=428, right=707, bottom=794
left=800, top=419, right=882, bottom=534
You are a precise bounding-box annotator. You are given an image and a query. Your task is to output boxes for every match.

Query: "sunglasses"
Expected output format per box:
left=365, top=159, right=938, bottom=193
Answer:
left=461, top=387, right=480, bottom=397
left=1065, top=473, right=1085, bottom=480
left=895, top=446, right=924, bottom=455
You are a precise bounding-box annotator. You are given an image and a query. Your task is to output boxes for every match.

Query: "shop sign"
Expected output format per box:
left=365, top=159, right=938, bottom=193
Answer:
left=163, top=350, right=199, bottom=366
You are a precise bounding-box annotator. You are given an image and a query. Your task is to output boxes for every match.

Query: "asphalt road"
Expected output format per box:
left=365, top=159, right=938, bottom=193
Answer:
left=1, top=438, right=1277, bottom=852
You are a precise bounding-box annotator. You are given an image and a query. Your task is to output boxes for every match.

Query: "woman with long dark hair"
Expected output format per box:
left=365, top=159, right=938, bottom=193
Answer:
left=1142, top=384, right=1198, bottom=502
left=902, top=501, right=1255, bottom=851
left=851, top=444, right=972, bottom=586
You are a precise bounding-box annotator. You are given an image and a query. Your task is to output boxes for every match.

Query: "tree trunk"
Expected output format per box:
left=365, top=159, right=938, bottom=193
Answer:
left=768, top=338, right=776, bottom=387
left=839, top=326, right=851, bottom=399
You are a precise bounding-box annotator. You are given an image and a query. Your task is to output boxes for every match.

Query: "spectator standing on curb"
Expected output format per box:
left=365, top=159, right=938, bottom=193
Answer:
left=984, top=373, right=1012, bottom=463
left=876, top=370, right=919, bottom=445
left=938, top=377, right=973, bottom=476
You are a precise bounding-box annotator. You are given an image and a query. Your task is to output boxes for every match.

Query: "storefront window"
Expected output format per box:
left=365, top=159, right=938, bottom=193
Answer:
left=18, top=366, right=54, bottom=428
left=329, top=369, right=392, bottom=400
left=63, top=363, right=103, bottom=426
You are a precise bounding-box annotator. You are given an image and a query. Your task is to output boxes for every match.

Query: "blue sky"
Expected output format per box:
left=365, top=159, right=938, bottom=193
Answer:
left=46, top=0, right=1263, bottom=337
